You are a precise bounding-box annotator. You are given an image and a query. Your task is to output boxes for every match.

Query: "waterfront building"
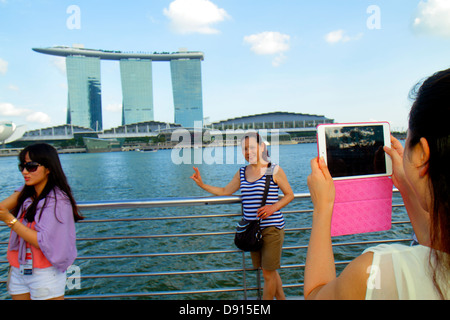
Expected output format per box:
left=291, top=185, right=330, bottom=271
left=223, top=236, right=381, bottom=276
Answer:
left=33, top=46, right=205, bottom=129
left=66, top=56, right=103, bottom=131
left=170, top=59, right=203, bottom=128
left=120, top=59, right=154, bottom=125
left=210, top=111, right=334, bottom=131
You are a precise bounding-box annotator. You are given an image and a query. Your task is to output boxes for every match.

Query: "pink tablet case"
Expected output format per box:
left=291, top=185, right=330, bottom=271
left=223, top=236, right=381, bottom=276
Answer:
left=331, top=176, right=393, bottom=237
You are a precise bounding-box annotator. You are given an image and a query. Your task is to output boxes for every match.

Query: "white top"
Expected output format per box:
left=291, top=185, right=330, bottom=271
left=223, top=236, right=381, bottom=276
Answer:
left=363, top=244, right=448, bottom=300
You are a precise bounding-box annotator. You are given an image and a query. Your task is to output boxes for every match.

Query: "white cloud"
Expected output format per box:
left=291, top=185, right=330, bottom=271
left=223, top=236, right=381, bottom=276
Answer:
left=7, top=84, right=19, bottom=91
left=244, top=31, right=290, bottom=55
left=413, top=0, right=450, bottom=38
left=0, top=58, right=8, bottom=75
left=325, top=29, right=363, bottom=44
left=243, top=31, right=290, bottom=67
left=51, top=57, right=66, bottom=75
left=272, top=53, right=287, bottom=67
left=163, top=0, right=230, bottom=34
left=0, top=102, right=27, bottom=116
left=0, top=102, right=51, bottom=124
left=26, top=111, right=51, bottom=124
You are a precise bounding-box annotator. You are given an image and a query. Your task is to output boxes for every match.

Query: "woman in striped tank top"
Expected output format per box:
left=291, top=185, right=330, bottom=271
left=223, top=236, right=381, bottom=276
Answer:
left=191, top=132, right=294, bottom=300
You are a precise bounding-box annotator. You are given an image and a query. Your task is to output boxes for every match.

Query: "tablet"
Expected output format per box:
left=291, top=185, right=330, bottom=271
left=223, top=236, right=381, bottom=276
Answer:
left=317, top=122, right=392, bottom=180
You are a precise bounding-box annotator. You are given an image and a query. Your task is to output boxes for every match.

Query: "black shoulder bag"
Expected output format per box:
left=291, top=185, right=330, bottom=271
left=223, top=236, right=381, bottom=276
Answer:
left=234, top=163, right=272, bottom=252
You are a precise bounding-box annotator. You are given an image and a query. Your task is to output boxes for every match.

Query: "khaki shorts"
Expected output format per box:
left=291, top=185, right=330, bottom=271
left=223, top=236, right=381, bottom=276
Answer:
left=251, top=227, right=284, bottom=271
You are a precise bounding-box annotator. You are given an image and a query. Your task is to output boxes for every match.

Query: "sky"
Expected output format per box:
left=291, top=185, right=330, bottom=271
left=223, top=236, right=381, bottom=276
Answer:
left=1, top=0, right=450, bottom=132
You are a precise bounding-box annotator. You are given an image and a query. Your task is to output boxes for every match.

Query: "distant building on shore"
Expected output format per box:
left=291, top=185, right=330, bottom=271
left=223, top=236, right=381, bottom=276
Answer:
left=210, top=111, right=334, bottom=131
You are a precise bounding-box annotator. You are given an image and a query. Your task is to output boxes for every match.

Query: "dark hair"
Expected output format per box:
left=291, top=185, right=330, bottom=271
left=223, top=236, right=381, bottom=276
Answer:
left=408, top=68, right=450, bottom=299
left=241, top=131, right=270, bottom=161
left=13, top=143, right=84, bottom=223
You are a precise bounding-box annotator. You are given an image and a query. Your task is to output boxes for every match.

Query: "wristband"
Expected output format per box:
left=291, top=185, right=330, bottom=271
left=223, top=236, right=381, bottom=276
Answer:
left=7, top=218, right=18, bottom=228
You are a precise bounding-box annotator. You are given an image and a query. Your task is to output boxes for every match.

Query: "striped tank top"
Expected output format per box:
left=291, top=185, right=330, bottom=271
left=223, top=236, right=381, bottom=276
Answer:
left=239, top=164, right=285, bottom=229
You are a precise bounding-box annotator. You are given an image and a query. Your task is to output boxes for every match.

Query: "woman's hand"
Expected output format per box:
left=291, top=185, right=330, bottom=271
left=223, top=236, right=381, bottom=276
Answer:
left=307, top=157, right=335, bottom=214
left=383, top=135, right=407, bottom=190
left=257, top=204, right=277, bottom=219
left=190, top=167, right=204, bottom=187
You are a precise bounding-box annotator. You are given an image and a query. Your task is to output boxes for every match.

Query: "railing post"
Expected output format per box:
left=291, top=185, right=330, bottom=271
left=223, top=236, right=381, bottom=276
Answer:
left=256, top=267, right=262, bottom=300
left=241, top=251, right=247, bottom=300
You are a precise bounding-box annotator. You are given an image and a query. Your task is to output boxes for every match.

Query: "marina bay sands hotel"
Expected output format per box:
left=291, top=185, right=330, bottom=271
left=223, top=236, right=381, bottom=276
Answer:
left=33, top=46, right=204, bottom=131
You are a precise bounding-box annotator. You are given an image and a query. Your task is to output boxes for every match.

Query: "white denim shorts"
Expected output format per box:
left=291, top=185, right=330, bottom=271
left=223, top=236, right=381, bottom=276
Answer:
left=7, top=266, right=67, bottom=300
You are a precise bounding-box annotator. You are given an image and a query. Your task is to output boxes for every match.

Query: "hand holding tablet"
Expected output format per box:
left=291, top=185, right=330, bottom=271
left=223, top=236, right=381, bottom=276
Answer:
left=317, top=122, right=392, bottom=180
left=315, top=122, right=394, bottom=236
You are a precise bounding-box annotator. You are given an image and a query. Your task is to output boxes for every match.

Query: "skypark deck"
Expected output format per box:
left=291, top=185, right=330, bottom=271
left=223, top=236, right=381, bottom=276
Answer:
left=32, top=46, right=204, bottom=61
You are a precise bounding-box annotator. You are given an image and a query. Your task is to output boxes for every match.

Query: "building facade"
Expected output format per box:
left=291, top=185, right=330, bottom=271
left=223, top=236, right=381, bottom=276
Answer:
left=170, top=58, right=203, bottom=128
left=210, top=111, right=334, bottom=131
left=120, top=58, right=154, bottom=125
left=66, top=56, right=103, bottom=131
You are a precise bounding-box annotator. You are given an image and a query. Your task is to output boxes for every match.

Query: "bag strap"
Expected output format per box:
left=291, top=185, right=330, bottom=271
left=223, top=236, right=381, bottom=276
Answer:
left=261, top=162, right=272, bottom=207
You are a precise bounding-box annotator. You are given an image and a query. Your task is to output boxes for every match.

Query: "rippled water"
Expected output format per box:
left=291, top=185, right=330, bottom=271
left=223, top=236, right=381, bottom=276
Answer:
left=0, top=144, right=411, bottom=299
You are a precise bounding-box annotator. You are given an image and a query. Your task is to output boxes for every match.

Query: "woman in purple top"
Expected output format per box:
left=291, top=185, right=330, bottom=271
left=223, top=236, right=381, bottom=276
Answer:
left=0, top=143, right=83, bottom=300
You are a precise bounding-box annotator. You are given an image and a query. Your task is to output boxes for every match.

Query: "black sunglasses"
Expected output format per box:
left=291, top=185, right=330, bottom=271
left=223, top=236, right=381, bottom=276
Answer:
left=18, top=161, right=42, bottom=173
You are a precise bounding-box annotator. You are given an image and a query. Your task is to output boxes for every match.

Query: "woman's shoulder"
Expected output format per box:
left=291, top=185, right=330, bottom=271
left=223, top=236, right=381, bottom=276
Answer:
left=363, top=243, right=431, bottom=259
left=41, top=187, right=71, bottom=206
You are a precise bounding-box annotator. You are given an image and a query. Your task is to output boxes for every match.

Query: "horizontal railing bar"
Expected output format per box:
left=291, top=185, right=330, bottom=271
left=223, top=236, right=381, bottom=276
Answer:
left=0, top=235, right=413, bottom=265
left=79, top=213, right=242, bottom=223
left=71, top=223, right=412, bottom=242
left=74, top=249, right=241, bottom=261
left=78, top=195, right=245, bottom=210
left=65, top=286, right=260, bottom=300
left=0, top=260, right=354, bottom=285
left=73, top=227, right=313, bottom=242
left=0, top=237, right=413, bottom=264
left=61, top=238, right=420, bottom=262
left=76, top=190, right=401, bottom=210
left=76, top=231, right=235, bottom=241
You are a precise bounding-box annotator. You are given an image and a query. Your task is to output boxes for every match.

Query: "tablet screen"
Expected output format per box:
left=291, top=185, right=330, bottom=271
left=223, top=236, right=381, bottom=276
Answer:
left=324, top=124, right=387, bottom=178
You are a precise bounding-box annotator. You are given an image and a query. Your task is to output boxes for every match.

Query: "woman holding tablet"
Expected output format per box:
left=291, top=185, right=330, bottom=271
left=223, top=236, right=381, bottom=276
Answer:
left=305, top=68, right=450, bottom=299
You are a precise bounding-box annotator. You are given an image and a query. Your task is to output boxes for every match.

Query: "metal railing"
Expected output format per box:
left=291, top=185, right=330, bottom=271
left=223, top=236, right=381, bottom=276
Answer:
left=0, top=191, right=411, bottom=300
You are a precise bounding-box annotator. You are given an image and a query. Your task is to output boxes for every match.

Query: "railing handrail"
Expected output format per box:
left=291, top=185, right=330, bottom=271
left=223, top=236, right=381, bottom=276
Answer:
left=0, top=189, right=408, bottom=300
left=76, top=189, right=400, bottom=210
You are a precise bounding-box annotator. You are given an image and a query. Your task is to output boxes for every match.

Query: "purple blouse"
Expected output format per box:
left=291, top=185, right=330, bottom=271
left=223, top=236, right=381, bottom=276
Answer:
left=9, top=186, right=77, bottom=272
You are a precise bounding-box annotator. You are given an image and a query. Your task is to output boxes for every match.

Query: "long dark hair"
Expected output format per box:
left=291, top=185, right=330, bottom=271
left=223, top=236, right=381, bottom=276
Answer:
left=408, top=68, right=450, bottom=299
left=13, top=143, right=84, bottom=223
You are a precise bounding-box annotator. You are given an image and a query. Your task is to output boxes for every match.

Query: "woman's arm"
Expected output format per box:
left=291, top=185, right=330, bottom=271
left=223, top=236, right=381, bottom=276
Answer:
left=257, top=166, right=294, bottom=218
left=304, top=157, right=372, bottom=300
left=190, top=167, right=240, bottom=196
left=0, top=191, right=20, bottom=211
left=0, top=203, right=39, bottom=248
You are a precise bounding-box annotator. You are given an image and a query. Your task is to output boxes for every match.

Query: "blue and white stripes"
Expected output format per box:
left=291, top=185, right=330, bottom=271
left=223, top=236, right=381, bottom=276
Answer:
left=239, top=164, right=285, bottom=229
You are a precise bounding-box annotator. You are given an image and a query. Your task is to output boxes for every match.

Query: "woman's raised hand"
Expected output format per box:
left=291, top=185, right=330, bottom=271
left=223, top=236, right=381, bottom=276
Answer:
left=190, top=167, right=204, bottom=187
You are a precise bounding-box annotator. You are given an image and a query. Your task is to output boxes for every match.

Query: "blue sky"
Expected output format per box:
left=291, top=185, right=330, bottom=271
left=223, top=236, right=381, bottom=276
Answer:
left=1, top=0, right=450, bottom=131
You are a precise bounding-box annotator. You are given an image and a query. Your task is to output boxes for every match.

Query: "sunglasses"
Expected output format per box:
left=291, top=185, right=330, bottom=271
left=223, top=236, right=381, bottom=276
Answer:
left=18, top=161, right=42, bottom=173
